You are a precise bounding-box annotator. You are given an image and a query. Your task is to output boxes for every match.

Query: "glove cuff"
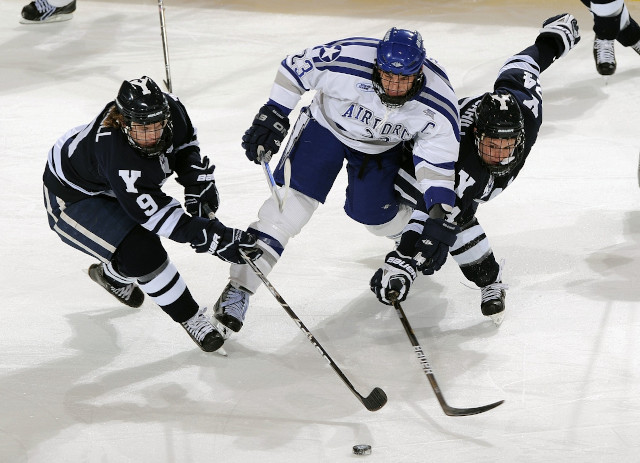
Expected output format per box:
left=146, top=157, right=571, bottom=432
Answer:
left=384, top=250, right=417, bottom=281
left=423, top=218, right=459, bottom=247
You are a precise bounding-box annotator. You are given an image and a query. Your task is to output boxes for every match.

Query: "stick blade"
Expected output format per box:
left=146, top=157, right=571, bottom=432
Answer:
left=361, top=387, right=388, bottom=411
left=443, top=399, right=504, bottom=417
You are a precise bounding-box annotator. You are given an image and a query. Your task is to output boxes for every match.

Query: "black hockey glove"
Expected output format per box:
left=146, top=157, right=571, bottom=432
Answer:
left=241, top=104, right=290, bottom=164
left=370, top=251, right=417, bottom=305
left=191, top=219, right=260, bottom=264
left=415, top=218, right=460, bottom=275
left=184, top=183, right=219, bottom=217
left=177, top=156, right=220, bottom=217
left=538, top=13, right=580, bottom=58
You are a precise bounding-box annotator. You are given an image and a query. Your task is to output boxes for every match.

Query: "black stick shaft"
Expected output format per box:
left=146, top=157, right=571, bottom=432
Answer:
left=392, top=298, right=504, bottom=416
left=240, top=250, right=387, bottom=411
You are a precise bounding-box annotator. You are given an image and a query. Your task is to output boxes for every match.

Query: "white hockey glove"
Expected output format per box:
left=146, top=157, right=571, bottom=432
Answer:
left=538, top=13, right=580, bottom=58
left=370, top=251, right=417, bottom=305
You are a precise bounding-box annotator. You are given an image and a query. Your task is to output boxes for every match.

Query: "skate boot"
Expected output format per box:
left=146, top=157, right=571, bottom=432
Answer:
left=631, top=39, right=640, bottom=56
left=593, top=38, right=616, bottom=76
left=181, top=307, right=225, bottom=352
left=88, top=263, right=145, bottom=308
left=20, top=0, right=76, bottom=24
left=480, top=262, right=508, bottom=326
left=213, top=282, right=250, bottom=339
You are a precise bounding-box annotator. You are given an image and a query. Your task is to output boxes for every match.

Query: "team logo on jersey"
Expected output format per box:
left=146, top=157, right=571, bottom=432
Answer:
left=342, top=103, right=412, bottom=140
left=356, top=82, right=374, bottom=92
left=318, top=45, right=342, bottom=62
left=118, top=170, right=141, bottom=193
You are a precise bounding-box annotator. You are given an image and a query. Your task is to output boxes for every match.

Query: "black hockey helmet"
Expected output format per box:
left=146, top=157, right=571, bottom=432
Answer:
left=115, top=76, right=173, bottom=157
left=372, top=27, right=425, bottom=108
left=474, top=92, right=525, bottom=176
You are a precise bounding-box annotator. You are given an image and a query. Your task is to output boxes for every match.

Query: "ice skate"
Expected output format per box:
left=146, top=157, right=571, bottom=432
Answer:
left=213, top=282, right=250, bottom=339
left=180, top=307, right=225, bottom=352
left=593, top=38, right=616, bottom=76
left=20, top=0, right=76, bottom=24
left=480, top=262, right=508, bottom=326
left=88, top=263, right=145, bottom=308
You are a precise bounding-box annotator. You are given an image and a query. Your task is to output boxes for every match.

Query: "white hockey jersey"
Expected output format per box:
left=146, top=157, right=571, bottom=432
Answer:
left=267, top=36, right=461, bottom=209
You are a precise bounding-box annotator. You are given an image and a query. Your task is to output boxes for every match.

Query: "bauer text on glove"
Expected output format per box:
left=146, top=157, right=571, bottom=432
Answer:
left=370, top=251, right=417, bottom=305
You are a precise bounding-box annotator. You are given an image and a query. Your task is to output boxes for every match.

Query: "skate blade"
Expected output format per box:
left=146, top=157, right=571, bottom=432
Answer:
left=489, top=312, right=505, bottom=327
left=20, top=14, right=74, bottom=24
left=215, top=346, right=228, bottom=357
left=212, top=320, right=234, bottom=340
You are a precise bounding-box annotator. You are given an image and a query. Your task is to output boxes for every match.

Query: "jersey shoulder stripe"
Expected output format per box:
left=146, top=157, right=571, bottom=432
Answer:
left=313, top=55, right=373, bottom=77
left=322, top=37, right=379, bottom=48
left=423, top=59, right=455, bottom=92
left=415, top=89, right=461, bottom=141
left=500, top=54, right=541, bottom=77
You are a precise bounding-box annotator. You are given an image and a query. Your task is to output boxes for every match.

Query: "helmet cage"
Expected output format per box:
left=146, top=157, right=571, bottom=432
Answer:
left=372, top=66, right=424, bottom=108
left=474, top=92, right=525, bottom=177
left=121, top=117, right=173, bottom=158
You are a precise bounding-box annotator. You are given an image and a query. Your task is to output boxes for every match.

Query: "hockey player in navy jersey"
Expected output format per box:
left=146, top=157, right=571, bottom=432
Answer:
left=43, top=76, right=259, bottom=353
left=580, top=0, right=640, bottom=75
left=213, top=28, right=461, bottom=338
left=370, top=14, right=580, bottom=325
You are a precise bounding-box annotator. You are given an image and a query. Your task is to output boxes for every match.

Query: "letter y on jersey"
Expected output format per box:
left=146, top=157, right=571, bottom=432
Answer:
left=119, top=170, right=142, bottom=193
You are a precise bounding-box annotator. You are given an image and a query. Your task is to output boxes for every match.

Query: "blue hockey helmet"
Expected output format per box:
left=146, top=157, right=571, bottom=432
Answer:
left=115, top=76, right=173, bottom=158
left=373, top=28, right=426, bottom=107
left=376, top=28, right=426, bottom=75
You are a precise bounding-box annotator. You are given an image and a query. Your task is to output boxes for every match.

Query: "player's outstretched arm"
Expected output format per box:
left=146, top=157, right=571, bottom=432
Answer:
left=536, top=13, right=580, bottom=59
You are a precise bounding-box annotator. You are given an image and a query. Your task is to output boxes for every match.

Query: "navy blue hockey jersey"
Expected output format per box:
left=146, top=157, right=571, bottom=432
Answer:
left=43, top=94, right=213, bottom=245
left=450, top=46, right=544, bottom=225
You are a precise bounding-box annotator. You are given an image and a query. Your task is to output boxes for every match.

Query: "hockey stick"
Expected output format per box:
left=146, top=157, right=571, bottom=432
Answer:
left=239, top=249, right=387, bottom=412
left=390, top=294, right=504, bottom=416
left=157, top=0, right=173, bottom=92
left=261, top=160, right=283, bottom=209
left=281, top=157, right=291, bottom=210
left=258, top=149, right=290, bottom=212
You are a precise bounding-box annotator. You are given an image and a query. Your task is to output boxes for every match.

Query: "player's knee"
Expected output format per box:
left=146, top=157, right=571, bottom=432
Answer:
left=255, top=188, right=318, bottom=244
left=365, top=204, right=413, bottom=237
left=112, top=225, right=168, bottom=278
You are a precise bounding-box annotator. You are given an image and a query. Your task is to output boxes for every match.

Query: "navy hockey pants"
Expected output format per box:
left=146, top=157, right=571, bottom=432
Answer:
left=272, top=110, right=404, bottom=226
left=43, top=185, right=137, bottom=263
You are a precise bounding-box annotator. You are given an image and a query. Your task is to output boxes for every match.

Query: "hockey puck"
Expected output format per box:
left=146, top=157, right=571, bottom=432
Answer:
left=352, top=444, right=372, bottom=455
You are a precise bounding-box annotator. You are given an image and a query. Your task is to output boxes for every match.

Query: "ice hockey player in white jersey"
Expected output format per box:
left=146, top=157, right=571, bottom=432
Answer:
left=370, top=14, right=581, bottom=325
left=213, top=28, right=461, bottom=338
left=43, top=76, right=259, bottom=353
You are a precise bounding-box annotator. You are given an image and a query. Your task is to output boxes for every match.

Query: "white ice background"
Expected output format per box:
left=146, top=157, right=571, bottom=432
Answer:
left=1, top=0, right=639, bottom=462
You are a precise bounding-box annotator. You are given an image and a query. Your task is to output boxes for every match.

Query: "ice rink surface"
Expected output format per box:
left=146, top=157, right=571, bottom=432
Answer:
left=1, top=0, right=640, bottom=461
